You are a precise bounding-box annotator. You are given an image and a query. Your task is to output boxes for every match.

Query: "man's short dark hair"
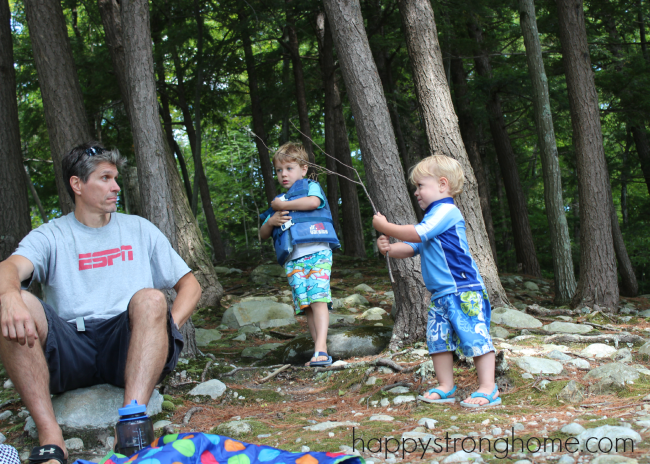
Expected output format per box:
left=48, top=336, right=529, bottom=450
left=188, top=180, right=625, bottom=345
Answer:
left=61, top=142, right=127, bottom=202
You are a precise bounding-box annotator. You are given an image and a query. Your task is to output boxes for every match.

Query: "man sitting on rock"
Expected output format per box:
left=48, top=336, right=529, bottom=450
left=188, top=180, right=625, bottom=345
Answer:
left=0, top=143, right=202, bottom=464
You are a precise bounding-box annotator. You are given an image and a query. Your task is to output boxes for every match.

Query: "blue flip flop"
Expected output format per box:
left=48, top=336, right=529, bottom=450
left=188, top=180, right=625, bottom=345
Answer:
left=417, top=385, right=457, bottom=404
left=309, top=351, right=333, bottom=367
left=460, top=384, right=502, bottom=408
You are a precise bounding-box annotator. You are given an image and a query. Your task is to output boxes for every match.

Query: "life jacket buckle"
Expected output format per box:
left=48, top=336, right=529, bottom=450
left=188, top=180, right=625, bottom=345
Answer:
left=280, top=219, right=294, bottom=232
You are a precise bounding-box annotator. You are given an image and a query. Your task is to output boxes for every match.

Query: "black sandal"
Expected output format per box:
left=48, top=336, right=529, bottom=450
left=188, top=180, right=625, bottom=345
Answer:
left=28, top=445, right=67, bottom=464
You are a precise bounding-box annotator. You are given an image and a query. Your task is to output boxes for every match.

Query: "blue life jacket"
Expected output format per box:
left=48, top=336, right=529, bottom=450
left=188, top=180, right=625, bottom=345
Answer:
left=260, top=179, right=340, bottom=265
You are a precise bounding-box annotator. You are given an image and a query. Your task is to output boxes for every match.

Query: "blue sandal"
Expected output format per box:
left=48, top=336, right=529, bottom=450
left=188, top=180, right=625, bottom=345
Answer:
left=417, top=385, right=457, bottom=404
left=460, top=384, right=502, bottom=408
left=309, top=351, right=333, bottom=367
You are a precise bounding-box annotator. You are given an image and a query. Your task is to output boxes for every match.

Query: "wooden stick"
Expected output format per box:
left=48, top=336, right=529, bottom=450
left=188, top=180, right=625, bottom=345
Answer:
left=201, top=360, right=213, bottom=383
left=183, top=407, right=203, bottom=424
left=257, top=364, right=291, bottom=384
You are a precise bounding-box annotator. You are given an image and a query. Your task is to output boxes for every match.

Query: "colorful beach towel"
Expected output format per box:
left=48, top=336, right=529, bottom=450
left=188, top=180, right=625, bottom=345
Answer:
left=73, top=433, right=363, bottom=464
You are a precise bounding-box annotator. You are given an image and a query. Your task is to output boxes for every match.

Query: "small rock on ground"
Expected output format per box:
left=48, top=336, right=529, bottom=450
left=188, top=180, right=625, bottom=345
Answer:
left=442, top=451, right=483, bottom=463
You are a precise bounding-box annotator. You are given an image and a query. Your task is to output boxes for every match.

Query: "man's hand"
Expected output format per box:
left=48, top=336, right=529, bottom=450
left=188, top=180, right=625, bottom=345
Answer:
left=1, top=292, right=38, bottom=348
left=373, top=213, right=389, bottom=234
left=377, top=235, right=392, bottom=256
left=270, top=198, right=285, bottom=211
left=268, top=210, right=292, bottom=227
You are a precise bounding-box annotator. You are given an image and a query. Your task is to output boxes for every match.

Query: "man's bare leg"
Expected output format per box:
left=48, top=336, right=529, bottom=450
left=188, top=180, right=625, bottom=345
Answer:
left=122, top=289, right=169, bottom=408
left=0, top=291, right=66, bottom=463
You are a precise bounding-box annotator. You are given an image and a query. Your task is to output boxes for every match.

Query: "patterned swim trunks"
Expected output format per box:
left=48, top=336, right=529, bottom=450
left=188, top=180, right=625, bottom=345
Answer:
left=426, top=289, right=495, bottom=357
left=284, top=249, right=332, bottom=315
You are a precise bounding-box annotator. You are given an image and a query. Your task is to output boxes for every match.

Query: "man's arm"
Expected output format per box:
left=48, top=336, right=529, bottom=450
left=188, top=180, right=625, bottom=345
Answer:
left=0, top=256, right=39, bottom=347
left=171, top=272, right=202, bottom=328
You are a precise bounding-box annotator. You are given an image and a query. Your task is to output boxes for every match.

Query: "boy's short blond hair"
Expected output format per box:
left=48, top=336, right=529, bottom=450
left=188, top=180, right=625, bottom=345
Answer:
left=410, top=155, right=465, bottom=197
left=273, top=142, right=309, bottom=167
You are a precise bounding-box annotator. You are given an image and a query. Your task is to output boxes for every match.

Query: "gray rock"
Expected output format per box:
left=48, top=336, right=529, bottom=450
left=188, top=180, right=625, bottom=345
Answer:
left=539, top=379, right=550, bottom=389
left=638, top=341, right=650, bottom=356
left=241, top=343, right=284, bottom=359
left=522, top=373, right=533, bottom=379
left=388, top=386, right=410, bottom=394
left=250, top=264, right=285, bottom=284
left=561, top=422, right=586, bottom=435
left=543, top=321, right=593, bottom=335
left=513, top=461, right=532, bottom=464
left=589, top=376, right=627, bottom=395
left=268, top=326, right=391, bottom=364
left=217, top=420, right=251, bottom=437
left=221, top=300, right=295, bottom=329
left=513, top=423, right=525, bottom=432
left=368, top=415, right=394, bottom=421
left=547, top=350, right=573, bottom=361
left=354, top=284, right=375, bottom=293
left=233, top=333, right=246, bottom=341
left=361, top=307, right=387, bottom=320
left=568, top=358, right=591, bottom=370
left=401, top=431, right=436, bottom=442
left=524, top=281, right=539, bottom=292
left=393, top=395, right=415, bottom=405
left=238, top=326, right=261, bottom=334
left=153, top=420, right=172, bottom=430
left=491, top=308, right=542, bottom=329
left=585, top=363, right=640, bottom=383
left=365, top=376, right=377, bottom=386
left=3, top=380, right=12, bottom=389
left=611, top=348, right=633, bottom=364
left=64, top=438, right=84, bottom=451
left=419, top=418, right=438, bottom=429
left=329, top=314, right=356, bottom=325
left=258, top=318, right=296, bottom=330
left=575, top=425, right=641, bottom=452
left=442, top=451, right=484, bottom=463
left=581, top=343, right=617, bottom=358
left=380, top=399, right=390, bottom=407
left=491, top=427, right=502, bottom=436
left=303, top=421, right=360, bottom=431
left=490, top=326, right=510, bottom=339
left=342, top=294, right=369, bottom=306
left=638, top=309, right=650, bottom=318
left=0, top=411, right=12, bottom=421
left=0, top=433, right=5, bottom=445
left=591, top=456, right=639, bottom=464
left=24, top=416, right=37, bottom=439
left=558, top=380, right=584, bottom=404
left=515, top=356, right=563, bottom=374
left=188, top=379, right=227, bottom=399
left=34, top=385, right=162, bottom=434
left=556, top=456, right=574, bottom=464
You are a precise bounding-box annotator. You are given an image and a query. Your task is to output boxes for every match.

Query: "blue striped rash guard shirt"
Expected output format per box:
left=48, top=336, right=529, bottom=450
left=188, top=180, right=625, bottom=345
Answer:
left=405, top=197, right=485, bottom=300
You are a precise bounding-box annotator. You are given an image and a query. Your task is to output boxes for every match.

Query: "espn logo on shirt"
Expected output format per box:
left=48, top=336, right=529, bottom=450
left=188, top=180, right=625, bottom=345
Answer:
left=79, top=245, right=133, bottom=270
left=309, top=223, right=329, bottom=235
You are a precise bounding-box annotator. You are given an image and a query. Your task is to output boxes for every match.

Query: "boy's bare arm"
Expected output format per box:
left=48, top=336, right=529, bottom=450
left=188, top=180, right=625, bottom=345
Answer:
left=373, top=213, right=421, bottom=242
left=271, top=196, right=321, bottom=211
left=260, top=211, right=292, bottom=240
left=377, top=236, right=415, bottom=259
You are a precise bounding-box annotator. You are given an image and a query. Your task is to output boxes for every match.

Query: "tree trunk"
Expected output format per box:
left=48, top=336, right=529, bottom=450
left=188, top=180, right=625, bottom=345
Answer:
left=23, top=0, right=92, bottom=214
left=556, top=0, right=619, bottom=309
left=631, top=125, right=650, bottom=196
left=397, top=0, right=508, bottom=308
left=450, top=56, right=498, bottom=265
left=519, top=0, right=576, bottom=304
left=324, top=0, right=431, bottom=349
left=286, top=2, right=314, bottom=162
left=468, top=18, right=542, bottom=277
left=239, top=15, right=277, bottom=204
left=608, top=186, right=637, bottom=297
left=0, top=0, right=31, bottom=261
left=119, top=0, right=222, bottom=321
left=121, top=165, right=142, bottom=217
left=24, top=166, right=48, bottom=224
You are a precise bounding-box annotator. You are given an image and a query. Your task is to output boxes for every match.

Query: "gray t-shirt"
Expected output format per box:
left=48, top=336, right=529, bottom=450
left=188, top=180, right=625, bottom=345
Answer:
left=13, top=212, right=191, bottom=322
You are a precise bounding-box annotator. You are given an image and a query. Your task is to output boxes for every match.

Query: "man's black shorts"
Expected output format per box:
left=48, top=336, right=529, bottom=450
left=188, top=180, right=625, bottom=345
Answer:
left=39, top=297, right=184, bottom=394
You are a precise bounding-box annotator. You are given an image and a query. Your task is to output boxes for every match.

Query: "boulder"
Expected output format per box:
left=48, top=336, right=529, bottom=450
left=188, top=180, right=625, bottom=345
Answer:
left=558, top=380, right=584, bottom=404
left=575, top=425, right=641, bottom=452
left=241, top=296, right=279, bottom=302
left=249, top=264, right=285, bottom=285
left=303, top=421, right=360, bottom=431
left=638, top=309, right=650, bottom=318
left=342, top=294, right=369, bottom=306
left=515, top=357, right=563, bottom=374
left=258, top=318, right=295, bottom=330
left=638, top=341, right=650, bottom=356
left=329, top=313, right=356, bottom=325
left=188, top=379, right=227, bottom=399
left=567, top=358, right=591, bottom=370
left=584, top=363, right=640, bottom=383
left=524, top=281, right=539, bottom=292
left=611, top=348, right=633, bottom=364
left=560, top=422, right=586, bottom=435
left=442, top=451, right=484, bottom=463
left=368, top=415, right=394, bottom=422
left=543, top=322, right=593, bottom=335
left=26, top=384, right=162, bottom=435
left=491, top=308, right=542, bottom=329
left=354, top=284, right=375, bottom=293
left=589, top=377, right=626, bottom=395
left=581, top=343, right=617, bottom=358
left=393, top=395, right=415, bottom=405
left=361, top=307, right=387, bottom=321
left=591, top=456, right=639, bottom=464
left=546, top=350, right=572, bottom=362
left=490, top=326, right=510, bottom=339
left=241, top=343, right=284, bottom=359
left=217, top=420, right=251, bottom=437
left=267, top=326, right=392, bottom=365
left=195, top=328, right=222, bottom=347
left=221, top=300, right=295, bottom=329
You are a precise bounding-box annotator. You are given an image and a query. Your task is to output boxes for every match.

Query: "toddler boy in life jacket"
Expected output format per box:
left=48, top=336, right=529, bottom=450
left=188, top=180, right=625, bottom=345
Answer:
left=372, top=155, right=499, bottom=408
left=260, top=143, right=340, bottom=367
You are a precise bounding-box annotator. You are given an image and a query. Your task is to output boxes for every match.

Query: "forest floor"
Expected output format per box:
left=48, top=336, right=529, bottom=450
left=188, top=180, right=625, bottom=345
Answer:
left=1, top=254, right=650, bottom=463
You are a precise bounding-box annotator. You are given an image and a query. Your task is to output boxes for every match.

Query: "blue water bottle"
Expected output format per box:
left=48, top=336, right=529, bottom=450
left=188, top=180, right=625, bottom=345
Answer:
left=115, top=400, right=154, bottom=456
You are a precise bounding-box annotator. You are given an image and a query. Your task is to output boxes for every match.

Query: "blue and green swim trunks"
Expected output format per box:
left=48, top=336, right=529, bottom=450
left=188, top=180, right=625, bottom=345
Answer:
left=426, top=289, right=495, bottom=357
left=284, top=249, right=332, bottom=315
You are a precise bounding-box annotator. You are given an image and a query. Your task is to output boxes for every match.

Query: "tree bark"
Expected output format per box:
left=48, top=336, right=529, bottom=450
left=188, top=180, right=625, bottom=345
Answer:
left=468, top=18, right=542, bottom=277
left=286, top=2, right=314, bottom=162
left=519, top=0, right=576, bottom=304
left=121, top=165, right=142, bottom=217
left=0, top=0, right=31, bottom=261
left=608, top=186, right=637, bottom=297
left=239, top=14, right=277, bottom=204
left=118, top=0, right=222, bottom=321
left=324, top=0, right=431, bottom=349
left=24, top=166, right=48, bottom=224
left=450, top=56, right=498, bottom=265
left=397, top=0, right=508, bottom=308
left=23, top=0, right=92, bottom=214
left=556, top=0, right=619, bottom=309
left=631, top=125, right=650, bottom=196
